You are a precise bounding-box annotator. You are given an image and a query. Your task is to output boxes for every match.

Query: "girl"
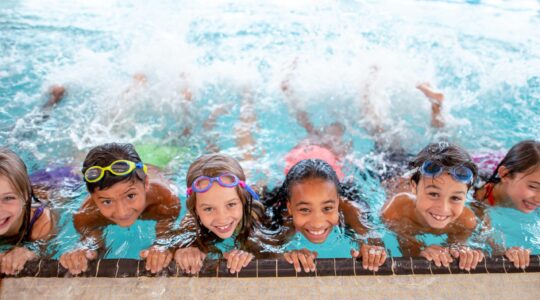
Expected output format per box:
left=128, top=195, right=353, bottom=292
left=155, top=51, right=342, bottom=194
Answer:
left=0, top=148, right=54, bottom=275
left=263, top=158, right=387, bottom=273
left=174, top=153, right=274, bottom=275
left=381, top=142, right=485, bottom=271
left=472, top=140, right=539, bottom=268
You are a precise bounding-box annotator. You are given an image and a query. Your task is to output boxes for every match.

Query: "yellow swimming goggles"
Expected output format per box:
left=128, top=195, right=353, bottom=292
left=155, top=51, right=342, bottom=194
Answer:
left=83, top=160, right=147, bottom=183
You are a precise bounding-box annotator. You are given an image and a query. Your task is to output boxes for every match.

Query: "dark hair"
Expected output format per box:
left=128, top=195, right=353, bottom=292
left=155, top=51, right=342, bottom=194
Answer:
left=82, top=143, right=146, bottom=193
left=486, top=140, right=540, bottom=184
left=185, top=153, right=267, bottom=253
left=262, top=159, right=342, bottom=228
left=410, top=142, right=478, bottom=189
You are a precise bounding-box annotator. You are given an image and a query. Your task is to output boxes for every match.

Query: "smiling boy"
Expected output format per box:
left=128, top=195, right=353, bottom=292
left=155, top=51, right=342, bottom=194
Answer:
left=59, top=143, right=180, bottom=275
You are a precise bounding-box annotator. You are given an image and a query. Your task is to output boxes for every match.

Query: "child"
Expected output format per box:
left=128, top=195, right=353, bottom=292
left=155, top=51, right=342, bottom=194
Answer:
left=381, top=142, right=485, bottom=271
left=174, top=153, right=273, bottom=274
left=472, top=140, right=539, bottom=268
left=0, top=148, right=54, bottom=275
left=264, top=158, right=387, bottom=273
left=59, top=143, right=180, bottom=275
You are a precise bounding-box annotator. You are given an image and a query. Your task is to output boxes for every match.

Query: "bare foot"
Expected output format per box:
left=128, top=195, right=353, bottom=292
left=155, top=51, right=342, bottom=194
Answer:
left=43, top=85, right=66, bottom=108
left=417, top=82, right=444, bottom=105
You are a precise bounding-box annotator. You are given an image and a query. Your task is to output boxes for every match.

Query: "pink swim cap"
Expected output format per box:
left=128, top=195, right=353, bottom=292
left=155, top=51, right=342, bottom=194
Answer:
left=284, top=145, right=344, bottom=181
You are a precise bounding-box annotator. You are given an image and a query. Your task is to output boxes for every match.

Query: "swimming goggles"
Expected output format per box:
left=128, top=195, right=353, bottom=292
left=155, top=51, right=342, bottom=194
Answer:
left=83, top=160, right=147, bottom=183
left=186, top=173, right=259, bottom=200
left=417, top=160, right=474, bottom=184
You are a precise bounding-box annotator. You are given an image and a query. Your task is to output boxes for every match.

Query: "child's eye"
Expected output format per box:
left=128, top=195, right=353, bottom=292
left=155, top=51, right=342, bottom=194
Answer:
left=451, top=196, right=464, bottom=202
left=323, top=206, right=335, bottom=212
left=428, top=192, right=439, bottom=198
left=203, top=207, right=213, bottom=212
left=227, top=202, right=238, bottom=208
left=127, top=193, right=137, bottom=200
left=102, top=199, right=113, bottom=206
left=299, top=208, right=310, bottom=213
left=2, top=196, right=16, bottom=202
left=528, top=185, right=539, bottom=190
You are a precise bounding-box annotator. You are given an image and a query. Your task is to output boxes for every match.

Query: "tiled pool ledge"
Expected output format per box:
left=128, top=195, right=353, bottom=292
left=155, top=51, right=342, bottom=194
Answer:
left=2, top=256, right=539, bottom=278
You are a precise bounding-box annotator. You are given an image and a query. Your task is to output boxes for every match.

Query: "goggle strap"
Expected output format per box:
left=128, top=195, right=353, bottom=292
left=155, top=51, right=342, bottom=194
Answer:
left=186, top=187, right=193, bottom=196
left=243, top=183, right=260, bottom=201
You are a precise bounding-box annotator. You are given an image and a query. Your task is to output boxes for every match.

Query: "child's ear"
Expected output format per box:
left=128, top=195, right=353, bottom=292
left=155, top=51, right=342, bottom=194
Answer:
left=498, top=166, right=511, bottom=181
left=144, top=176, right=150, bottom=191
left=286, top=200, right=291, bottom=213
left=410, top=180, right=418, bottom=194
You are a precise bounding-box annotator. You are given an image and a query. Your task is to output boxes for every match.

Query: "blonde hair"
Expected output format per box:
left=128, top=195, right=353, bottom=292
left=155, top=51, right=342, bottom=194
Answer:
left=185, top=153, right=265, bottom=253
left=0, top=148, right=33, bottom=244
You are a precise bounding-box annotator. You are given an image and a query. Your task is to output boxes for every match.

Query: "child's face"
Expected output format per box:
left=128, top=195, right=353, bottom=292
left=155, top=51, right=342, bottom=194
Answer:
left=412, top=173, right=468, bottom=229
left=287, top=178, right=339, bottom=244
left=0, top=176, right=25, bottom=236
left=501, top=166, right=540, bottom=213
left=195, top=184, right=243, bottom=239
left=91, top=179, right=147, bottom=227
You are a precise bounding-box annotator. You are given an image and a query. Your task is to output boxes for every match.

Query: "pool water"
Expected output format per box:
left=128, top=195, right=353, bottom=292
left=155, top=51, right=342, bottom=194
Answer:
left=1, top=0, right=539, bottom=259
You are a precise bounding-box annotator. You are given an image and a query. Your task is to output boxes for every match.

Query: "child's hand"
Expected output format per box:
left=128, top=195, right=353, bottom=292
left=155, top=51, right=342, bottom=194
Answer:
left=420, top=245, right=453, bottom=267
left=140, top=246, right=173, bottom=274
left=223, top=249, right=254, bottom=274
left=449, top=247, right=484, bottom=271
left=284, top=249, right=318, bottom=273
left=505, top=246, right=531, bottom=269
left=351, top=244, right=387, bottom=272
left=174, top=247, right=206, bottom=274
left=0, top=247, right=37, bottom=275
left=59, top=249, right=97, bottom=275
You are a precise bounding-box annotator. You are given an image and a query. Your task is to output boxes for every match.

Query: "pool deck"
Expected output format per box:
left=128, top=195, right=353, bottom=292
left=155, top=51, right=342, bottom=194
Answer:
left=1, top=257, right=539, bottom=299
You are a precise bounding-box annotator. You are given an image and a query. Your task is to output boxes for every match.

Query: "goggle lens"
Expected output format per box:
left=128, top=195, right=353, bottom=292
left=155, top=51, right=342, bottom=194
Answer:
left=110, top=161, right=131, bottom=174
left=85, top=168, right=102, bottom=181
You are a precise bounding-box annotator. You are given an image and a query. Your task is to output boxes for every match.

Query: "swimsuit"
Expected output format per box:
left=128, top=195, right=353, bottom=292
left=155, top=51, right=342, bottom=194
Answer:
left=483, top=182, right=496, bottom=206
left=28, top=202, right=48, bottom=233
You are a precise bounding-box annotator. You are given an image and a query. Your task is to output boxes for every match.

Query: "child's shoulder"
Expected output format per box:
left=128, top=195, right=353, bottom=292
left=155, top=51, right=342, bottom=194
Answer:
left=381, top=192, right=415, bottom=221
left=455, top=206, right=477, bottom=230
left=29, top=207, right=53, bottom=241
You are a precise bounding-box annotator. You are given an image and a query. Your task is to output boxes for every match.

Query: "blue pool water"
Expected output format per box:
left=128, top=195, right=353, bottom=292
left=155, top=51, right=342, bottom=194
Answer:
left=1, top=0, right=539, bottom=258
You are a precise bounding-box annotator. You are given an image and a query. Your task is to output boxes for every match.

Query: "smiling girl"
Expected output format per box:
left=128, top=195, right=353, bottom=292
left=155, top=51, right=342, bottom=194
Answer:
left=263, top=158, right=387, bottom=273
left=381, top=142, right=485, bottom=271
left=174, top=153, right=273, bottom=275
left=0, top=148, right=54, bottom=275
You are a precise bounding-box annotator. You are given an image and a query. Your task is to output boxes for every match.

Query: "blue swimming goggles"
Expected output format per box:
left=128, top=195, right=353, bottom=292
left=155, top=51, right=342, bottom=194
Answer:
left=417, top=160, right=474, bottom=184
left=186, top=173, right=259, bottom=200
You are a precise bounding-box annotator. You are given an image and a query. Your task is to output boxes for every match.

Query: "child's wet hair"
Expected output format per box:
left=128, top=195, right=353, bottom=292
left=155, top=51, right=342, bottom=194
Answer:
left=0, top=148, right=34, bottom=244
left=487, top=140, right=540, bottom=183
left=82, top=143, right=145, bottom=193
left=262, top=159, right=342, bottom=228
left=410, top=142, right=478, bottom=188
left=282, top=158, right=342, bottom=199
left=185, top=153, right=263, bottom=252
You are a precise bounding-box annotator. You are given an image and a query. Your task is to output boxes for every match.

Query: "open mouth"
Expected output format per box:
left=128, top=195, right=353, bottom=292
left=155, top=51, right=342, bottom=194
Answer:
left=429, top=212, right=450, bottom=222
left=304, top=227, right=330, bottom=242
left=522, top=199, right=540, bottom=211
left=0, top=216, right=11, bottom=229
left=214, top=222, right=234, bottom=234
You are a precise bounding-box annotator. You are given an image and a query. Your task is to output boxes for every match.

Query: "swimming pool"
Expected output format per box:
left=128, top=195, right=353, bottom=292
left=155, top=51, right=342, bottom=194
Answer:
left=1, top=0, right=539, bottom=263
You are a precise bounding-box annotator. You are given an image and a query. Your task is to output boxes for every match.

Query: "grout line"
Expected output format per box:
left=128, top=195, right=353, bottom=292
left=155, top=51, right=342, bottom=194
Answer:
left=353, top=258, right=357, bottom=276
left=390, top=256, right=395, bottom=275
left=333, top=258, right=336, bottom=277
left=428, top=260, right=433, bottom=275
left=56, top=260, right=60, bottom=278
left=35, top=260, right=42, bottom=277
left=484, top=257, right=489, bottom=274
left=256, top=259, right=259, bottom=278
left=409, top=257, right=415, bottom=275
left=115, top=259, right=119, bottom=278
left=275, top=259, right=278, bottom=278
left=136, top=260, right=140, bottom=278
left=95, top=259, right=101, bottom=277
left=502, top=257, right=507, bottom=274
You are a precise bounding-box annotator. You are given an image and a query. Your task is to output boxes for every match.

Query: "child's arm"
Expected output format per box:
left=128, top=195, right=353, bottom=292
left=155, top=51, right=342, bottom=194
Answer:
left=173, top=213, right=206, bottom=274
left=59, top=202, right=107, bottom=275
left=416, top=82, right=445, bottom=128
left=281, top=59, right=316, bottom=136
left=139, top=182, right=181, bottom=274
left=341, top=198, right=387, bottom=272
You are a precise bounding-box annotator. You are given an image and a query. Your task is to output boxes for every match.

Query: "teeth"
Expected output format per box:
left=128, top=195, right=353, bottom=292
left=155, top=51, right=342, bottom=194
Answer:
left=430, top=213, right=449, bottom=221
left=216, top=224, right=232, bottom=231
left=307, top=229, right=326, bottom=236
